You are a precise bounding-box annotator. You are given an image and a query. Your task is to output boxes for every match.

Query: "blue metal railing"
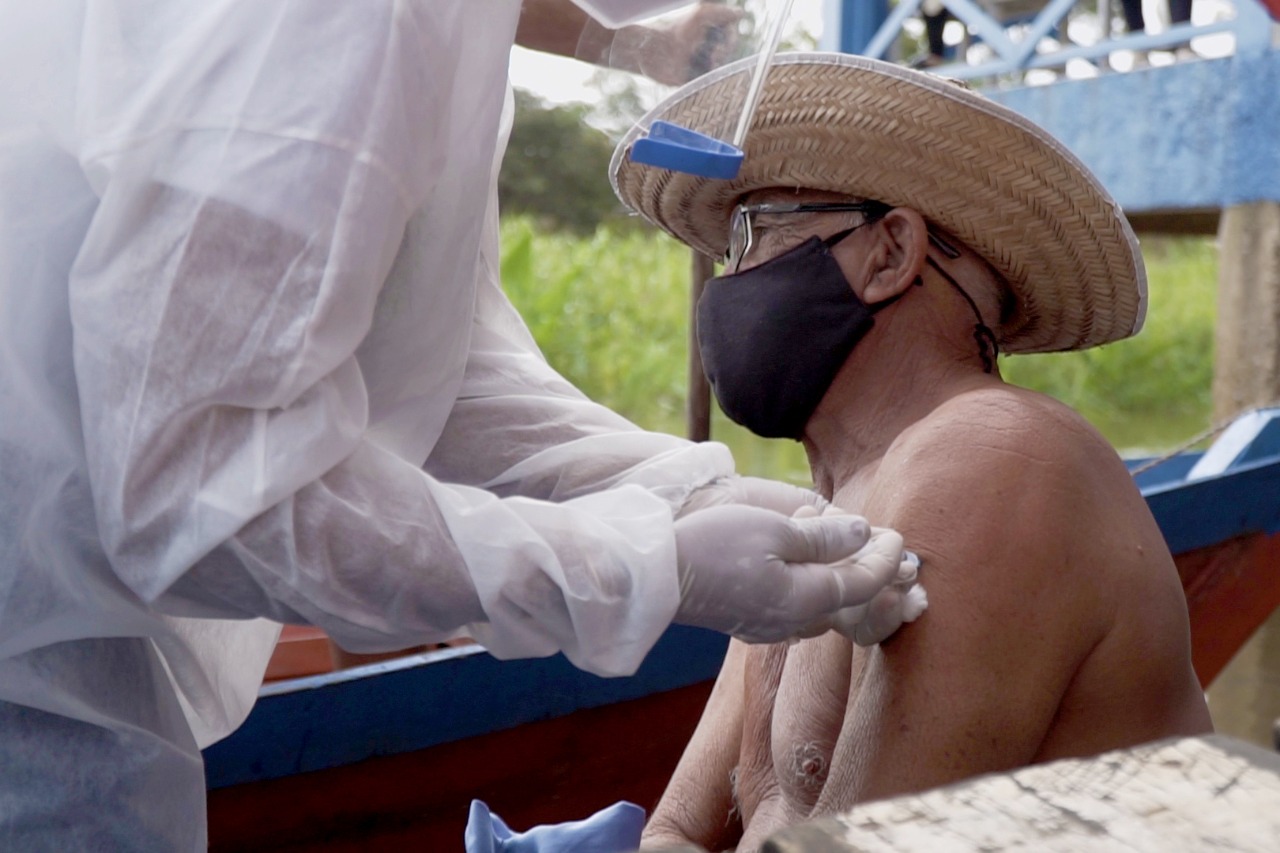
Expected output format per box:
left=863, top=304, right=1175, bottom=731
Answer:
left=844, top=0, right=1276, bottom=82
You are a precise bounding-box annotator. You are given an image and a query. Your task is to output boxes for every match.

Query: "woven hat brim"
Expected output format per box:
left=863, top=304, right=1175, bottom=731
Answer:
left=610, top=52, right=1147, bottom=354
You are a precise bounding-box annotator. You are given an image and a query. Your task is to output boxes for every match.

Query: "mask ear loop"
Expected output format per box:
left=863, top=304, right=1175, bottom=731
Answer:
left=833, top=213, right=999, bottom=371
left=925, top=256, right=999, bottom=373
left=820, top=226, right=860, bottom=249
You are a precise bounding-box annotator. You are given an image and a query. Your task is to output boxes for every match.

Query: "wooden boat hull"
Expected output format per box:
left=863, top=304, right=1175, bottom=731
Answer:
left=208, top=677, right=713, bottom=851
left=206, top=625, right=728, bottom=851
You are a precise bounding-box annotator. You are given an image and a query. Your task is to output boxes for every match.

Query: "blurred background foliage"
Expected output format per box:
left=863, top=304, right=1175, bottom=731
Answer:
left=499, top=88, right=636, bottom=234
left=498, top=90, right=1218, bottom=486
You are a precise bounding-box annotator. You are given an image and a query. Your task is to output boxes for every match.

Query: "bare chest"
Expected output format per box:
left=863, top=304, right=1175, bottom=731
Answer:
left=735, top=634, right=870, bottom=837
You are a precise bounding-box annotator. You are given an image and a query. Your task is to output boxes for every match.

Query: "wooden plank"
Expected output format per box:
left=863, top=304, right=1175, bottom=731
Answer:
left=750, top=735, right=1280, bottom=852
left=1126, top=209, right=1220, bottom=236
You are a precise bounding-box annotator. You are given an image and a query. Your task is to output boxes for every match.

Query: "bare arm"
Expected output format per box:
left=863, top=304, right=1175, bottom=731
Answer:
left=643, top=640, right=749, bottom=850
left=515, top=0, right=593, bottom=58
left=818, top=393, right=1118, bottom=807
left=515, top=0, right=742, bottom=85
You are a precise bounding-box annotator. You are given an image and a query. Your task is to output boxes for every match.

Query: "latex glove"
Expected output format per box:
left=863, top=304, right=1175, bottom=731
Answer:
left=793, top=507, right=928, bottom=646
left=830, top=537, right=928, bottom=645
left=464, top=799, right=643, bottom=853
left=607, top=3, right=744, bottom=85
left=648, top=1, right=743, bottom=82
left=672, top=505, right=901, bottom=644
left=679, top=474, right=827, bottom=519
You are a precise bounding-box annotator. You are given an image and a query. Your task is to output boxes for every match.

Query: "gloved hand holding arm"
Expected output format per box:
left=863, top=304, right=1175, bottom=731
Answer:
left=832, top=533, right=929, bottom=646
left=789, top=507, right=930, bottom=646
left=677, top=474, right=828, bottom=518
left=671, top=505, right=907, bottom=644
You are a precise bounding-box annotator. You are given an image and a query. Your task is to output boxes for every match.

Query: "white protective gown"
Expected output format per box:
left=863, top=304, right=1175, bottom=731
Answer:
left=0, top=2, right=733, bottom=848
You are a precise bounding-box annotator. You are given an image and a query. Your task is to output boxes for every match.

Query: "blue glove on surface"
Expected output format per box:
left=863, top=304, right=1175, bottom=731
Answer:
left=464, top=799, right=645, bottom=853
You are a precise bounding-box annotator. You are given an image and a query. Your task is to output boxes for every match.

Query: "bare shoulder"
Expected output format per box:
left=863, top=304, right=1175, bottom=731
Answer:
left=810, top=386, right=1180, bottom=801
left=887, top=384, right=1122, bottom=482
left=813, top=384, right=1206, bottom=801
left=860, top=383, right=1155, bottom=654
left=871, top=384, right=1137, bottom=551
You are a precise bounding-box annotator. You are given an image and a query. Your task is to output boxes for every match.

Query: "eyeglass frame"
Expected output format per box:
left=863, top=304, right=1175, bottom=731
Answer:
left=723, top=199, right=961, bottom=273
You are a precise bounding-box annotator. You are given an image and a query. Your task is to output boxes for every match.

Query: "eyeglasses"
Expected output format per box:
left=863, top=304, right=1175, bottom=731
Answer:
left=724, top=200, right=892, bottom=272
left=724, top=200, right=964, bottom=272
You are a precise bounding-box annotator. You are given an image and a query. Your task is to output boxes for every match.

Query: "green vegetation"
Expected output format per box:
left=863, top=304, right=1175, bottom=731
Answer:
left=1002, top=236, right=1218, bottom=453
left=500, top=217, right=1218, bottom=484
left=499, top=90, right=630, bottom=234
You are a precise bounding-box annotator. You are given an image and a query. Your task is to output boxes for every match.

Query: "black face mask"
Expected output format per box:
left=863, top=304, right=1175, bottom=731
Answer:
left=696, top=230, right=892, bottom=440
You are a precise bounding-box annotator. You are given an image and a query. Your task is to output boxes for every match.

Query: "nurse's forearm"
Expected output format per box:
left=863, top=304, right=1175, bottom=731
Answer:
left=515, top=0, right=595, bottom=59
left=512, top=0, right=655, bottom=76
left=165, top=438, right=683, bottom=677
left=166, top=440, right=487, bottom=653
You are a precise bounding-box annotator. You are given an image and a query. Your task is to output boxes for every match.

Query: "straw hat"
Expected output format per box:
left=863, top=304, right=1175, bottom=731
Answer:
left=610, top=52, right=1147, bottom=354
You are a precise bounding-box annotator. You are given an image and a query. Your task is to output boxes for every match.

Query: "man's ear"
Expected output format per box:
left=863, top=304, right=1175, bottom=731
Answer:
left=860, top=208, right=928, bottom=306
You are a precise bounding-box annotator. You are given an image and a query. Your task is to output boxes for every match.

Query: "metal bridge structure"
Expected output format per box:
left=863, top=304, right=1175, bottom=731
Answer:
left=827, top=0, right=1280, bottom=235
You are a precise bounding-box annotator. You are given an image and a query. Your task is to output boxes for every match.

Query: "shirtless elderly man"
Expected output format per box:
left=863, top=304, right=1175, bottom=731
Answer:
left=611, top=53, right=1213, bottom=851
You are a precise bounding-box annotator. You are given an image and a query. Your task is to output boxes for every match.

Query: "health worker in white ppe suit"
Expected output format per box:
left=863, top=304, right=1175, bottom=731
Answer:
left=0, top=1, right=909, bottom=848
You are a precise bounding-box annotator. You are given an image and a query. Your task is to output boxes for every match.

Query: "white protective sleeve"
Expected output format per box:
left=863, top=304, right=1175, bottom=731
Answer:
left=68, top=0, right=732, bottom=680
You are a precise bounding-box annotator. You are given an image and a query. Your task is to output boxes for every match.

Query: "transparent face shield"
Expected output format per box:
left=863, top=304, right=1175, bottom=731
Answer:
left=564, top=0, right=801, bottom=179
left=567, top=0, right=706, bottom=28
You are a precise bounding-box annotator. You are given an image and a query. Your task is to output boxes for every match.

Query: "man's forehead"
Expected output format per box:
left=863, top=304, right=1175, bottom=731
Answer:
left=742, top=187, right=861, bottom=206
